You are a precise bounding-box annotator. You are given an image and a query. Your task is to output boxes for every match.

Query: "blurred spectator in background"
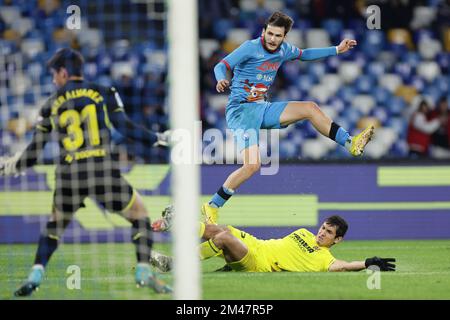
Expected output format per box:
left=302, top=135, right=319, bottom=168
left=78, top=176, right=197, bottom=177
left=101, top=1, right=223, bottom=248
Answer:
left=407, top=99, right=442, bottom=158
left=430, top=96, right=450, bottom=158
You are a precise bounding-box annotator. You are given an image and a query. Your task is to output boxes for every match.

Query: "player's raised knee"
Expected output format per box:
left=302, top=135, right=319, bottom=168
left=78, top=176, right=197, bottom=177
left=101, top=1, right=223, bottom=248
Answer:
left=242, top=162, right=261, bottom=175
left=204, top=224, right=228, bottom=239
left=305, top=101, right=320, bottom=117
left=212, top=229, right=233, bottom=248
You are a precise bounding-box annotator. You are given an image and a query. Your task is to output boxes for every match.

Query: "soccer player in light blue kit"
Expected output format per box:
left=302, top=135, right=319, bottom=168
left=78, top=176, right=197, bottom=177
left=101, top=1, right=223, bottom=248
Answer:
left=202, top=12, right=374, bottom=224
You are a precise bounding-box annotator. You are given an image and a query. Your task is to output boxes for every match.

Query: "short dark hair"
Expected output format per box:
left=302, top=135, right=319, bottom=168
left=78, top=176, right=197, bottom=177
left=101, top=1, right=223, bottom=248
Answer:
left=47, top=48, right=84, bottom=76
left=325, top=215, right=348, bottom=238
left=419, top=99, right=429, bottom=110
left=264, top=11, right=294, bottom=35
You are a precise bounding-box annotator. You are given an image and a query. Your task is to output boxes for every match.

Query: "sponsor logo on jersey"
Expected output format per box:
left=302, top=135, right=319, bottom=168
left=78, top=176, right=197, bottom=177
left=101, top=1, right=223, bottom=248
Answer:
left=290, top=233, right=316, bottom=254
left=256, top=61, right=280, bottom=72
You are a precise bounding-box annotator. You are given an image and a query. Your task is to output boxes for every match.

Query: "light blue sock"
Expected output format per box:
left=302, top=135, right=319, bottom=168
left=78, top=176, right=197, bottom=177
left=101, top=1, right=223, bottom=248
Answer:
left=336, top=127, right=351, bottom=147
left=209, top=186, right=235, bottom=208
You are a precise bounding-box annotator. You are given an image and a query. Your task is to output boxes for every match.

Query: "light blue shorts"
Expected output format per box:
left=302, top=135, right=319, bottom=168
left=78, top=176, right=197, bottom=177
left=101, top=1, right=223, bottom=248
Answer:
left=226, top=101, right=288, bottom=152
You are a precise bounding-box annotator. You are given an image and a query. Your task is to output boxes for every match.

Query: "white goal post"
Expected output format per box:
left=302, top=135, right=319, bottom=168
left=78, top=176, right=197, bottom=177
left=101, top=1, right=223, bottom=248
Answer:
left=168, top=0, right=201, bottom=300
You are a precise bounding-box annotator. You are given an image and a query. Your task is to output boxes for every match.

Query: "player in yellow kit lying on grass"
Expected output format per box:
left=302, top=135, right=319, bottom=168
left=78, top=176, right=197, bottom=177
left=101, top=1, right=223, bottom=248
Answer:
left=150, top=206, right=396, bottom=273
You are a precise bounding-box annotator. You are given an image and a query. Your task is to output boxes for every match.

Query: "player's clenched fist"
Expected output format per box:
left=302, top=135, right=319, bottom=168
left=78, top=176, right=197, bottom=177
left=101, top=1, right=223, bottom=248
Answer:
left=337, top=39, right=357, bottom=54
left=216, top=79, right=230, bottom=93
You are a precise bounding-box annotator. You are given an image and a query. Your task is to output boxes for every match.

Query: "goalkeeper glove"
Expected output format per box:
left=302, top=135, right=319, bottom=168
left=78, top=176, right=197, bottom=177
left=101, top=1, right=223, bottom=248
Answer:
left=154, top=130, right=171, bottom=147
left=151, top=204, right=174, bottom=232
left=0, top=153, right=22, bottom=176
left=365, top=256, right=396, bottom=271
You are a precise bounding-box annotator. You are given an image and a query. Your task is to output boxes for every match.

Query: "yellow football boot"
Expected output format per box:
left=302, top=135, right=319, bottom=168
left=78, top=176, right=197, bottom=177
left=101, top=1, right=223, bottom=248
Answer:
left=350, top=125, right=374, bottom=156
left=201, top=202, right=219, bottom=225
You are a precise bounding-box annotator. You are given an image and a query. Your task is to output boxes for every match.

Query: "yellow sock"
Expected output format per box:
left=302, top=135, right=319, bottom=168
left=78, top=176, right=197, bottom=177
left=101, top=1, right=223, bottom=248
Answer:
left=199, top=239, right=222, bottom=260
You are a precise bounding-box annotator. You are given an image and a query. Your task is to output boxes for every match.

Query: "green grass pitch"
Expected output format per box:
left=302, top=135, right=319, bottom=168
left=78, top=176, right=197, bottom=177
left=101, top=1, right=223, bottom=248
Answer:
left=1, top=240, right=450, bottom=300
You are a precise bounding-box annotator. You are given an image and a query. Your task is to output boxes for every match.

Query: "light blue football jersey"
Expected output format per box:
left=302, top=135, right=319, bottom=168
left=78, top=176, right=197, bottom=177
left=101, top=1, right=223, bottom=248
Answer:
left=220, top=37, right=302, bottom=108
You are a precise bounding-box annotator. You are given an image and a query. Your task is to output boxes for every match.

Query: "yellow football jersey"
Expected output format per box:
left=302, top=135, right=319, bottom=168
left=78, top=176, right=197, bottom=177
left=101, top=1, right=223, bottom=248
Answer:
left=260, top=228, right=336, bottom=272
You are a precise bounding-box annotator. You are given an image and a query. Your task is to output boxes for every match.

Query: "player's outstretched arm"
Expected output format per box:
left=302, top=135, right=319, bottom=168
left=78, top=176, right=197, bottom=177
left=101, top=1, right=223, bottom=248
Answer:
left=0, top=130, right=50, bottom=176
left=329, top=259, right=366, bottom=272
left=108, top=106, right=169, bottom=147
left=107, top=87, right=169, bottom=147
left=329, top=256, right=396, bottom=272
left=300, top=38, right=357, bottom=61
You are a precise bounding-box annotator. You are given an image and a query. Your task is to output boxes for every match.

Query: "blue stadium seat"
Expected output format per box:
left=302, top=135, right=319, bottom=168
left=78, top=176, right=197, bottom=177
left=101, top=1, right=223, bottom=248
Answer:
left=0, top=39, right=17, bottom=55
left=38, top=72, right=53, bottom=85
left=372, top=86, right=392, bottom=106
left=423, top=84, right=444, bottom=104
left=370, top=106, right=389, bottom=125
left=294, top=18, right=311, bottom=31
left=336, top=86, right=357, bottom=104
left=322, top=19, right=343, bottom=42
left=390, top=140, right=409, bottom=157
left=6, top=95, right=18, bottom=106
left=406, top=75, right=426, bottom=91
left=401, top=51, right=421, bottom=65
left=25, top=61, right=44, bottom=83
left=282, top=63, right=302, bottom=85
left=213, top=19, right=234, bottom=41
left=394, top=62, right=414, bottom=83
left=18, top=0, right=35, bottom=16
left=413, top=29, right=437, bottom=44
left=436, top=52, right=450, bottom=71
left=327, top=97, right=345, bottom=115
left=348, top=19, right=366, bottom=38
left=285, top=86, right=302, bottom=101
left=324, top=55, right=340, bottom=73
left=340, top=107, right=362, bottom=127
left=433, top=76, right=449, bottom=94
left=291, top=128, right=306, bottom=146
left=355, top=75, right=376, bottom=94
left=238, top=10, right=257, bottom=22
left=295, top=121, right=318, bottom=139
left=388, top=43, right=409, bottom=58
left=282, top=8, right=299, bottom=22
left=295, top=75, right=316, bottom=92
left=340, top=29, right=358, bottom=43
left=307, top=62, right=327, bottom=81
left=83, top=62, right=99, bottom=81
left=361, top=30, right=385, bottom=59
left=365, top=61, right=386, bottom=78
left=280, top=140, right=299, bottom=159
left=386, top=96, right=407, bottom=116
left=23, top=92, right=36, bottom=105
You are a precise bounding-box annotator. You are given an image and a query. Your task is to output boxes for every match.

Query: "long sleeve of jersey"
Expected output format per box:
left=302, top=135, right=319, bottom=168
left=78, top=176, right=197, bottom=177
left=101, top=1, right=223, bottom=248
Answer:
left=15, top=98, right=54, bottom=171
left=300, top=46, right=338, bottom=61
left=106, top=87, right=158, bottom=146
left=214, top=62, right=228, bottom=81
left=16, top=130, right=51, bottom=171
left=214, top=40, right=253, bottom=81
